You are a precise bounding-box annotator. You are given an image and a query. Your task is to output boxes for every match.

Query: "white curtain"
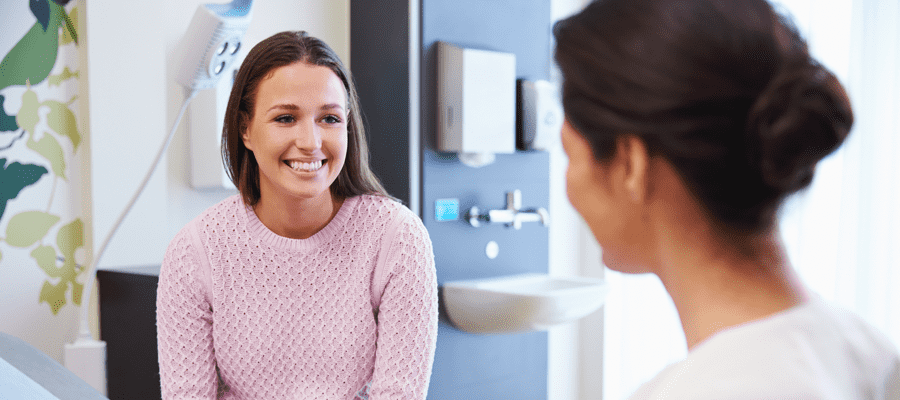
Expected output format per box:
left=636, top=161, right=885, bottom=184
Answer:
left=602, top=0, right=900, bottom=398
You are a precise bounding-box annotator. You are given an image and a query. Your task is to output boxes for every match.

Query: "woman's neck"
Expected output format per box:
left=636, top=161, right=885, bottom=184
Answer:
left=253, top=190, right=344, bottom=240
left=653, top=224, right=808, bottom=350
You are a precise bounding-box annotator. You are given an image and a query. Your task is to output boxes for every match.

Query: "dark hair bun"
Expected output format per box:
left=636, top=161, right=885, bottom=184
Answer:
left=746, top=61, right=853, bottom=194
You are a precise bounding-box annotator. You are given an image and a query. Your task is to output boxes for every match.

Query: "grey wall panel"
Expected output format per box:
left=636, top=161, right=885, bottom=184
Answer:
left=421, top=0, right=552, bottom=398
left=429, top=327, right=549, bottom=399
left=423, top=151, right=550, bottom=283
left=350, top=1, right=414, bottom=206
left=352, top=0, right=553, bottom=398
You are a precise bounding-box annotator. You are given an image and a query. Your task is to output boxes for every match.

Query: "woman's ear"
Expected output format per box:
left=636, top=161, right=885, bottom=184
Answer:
left=618, top=134, right=649, bottom=203
left=241, top=126, right=253, bottom=152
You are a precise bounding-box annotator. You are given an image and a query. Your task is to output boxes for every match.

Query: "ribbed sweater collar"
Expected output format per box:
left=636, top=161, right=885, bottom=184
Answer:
left=241, top=195, right=360, bottom=252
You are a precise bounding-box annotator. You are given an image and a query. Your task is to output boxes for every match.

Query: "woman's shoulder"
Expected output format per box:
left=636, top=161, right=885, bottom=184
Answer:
left=171, top=194, right=245, bottom=242
left=630, top=298, right=900, bottom=399
left=346, top=194, right=429, bottom=248
left=191, top=194, right=245, bottom=225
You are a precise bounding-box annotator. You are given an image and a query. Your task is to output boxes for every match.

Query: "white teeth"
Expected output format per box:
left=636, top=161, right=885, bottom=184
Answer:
left=289, top=160, right=323, bottom=172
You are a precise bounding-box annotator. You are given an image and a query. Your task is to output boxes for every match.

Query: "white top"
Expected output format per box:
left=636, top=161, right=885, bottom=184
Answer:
left=629, top=296, right=900, bottom=399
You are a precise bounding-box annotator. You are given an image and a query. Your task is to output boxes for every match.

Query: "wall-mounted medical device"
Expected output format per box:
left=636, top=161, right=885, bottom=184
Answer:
left=174, top=0, right=253, bottom=91
left=437, top=42, right=517, bottom=168
left=173, top=0, right=253, bottom=188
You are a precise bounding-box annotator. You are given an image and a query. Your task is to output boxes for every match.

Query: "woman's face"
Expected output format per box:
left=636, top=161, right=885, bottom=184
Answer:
left=560, top=120, right=652, bottom=273
left=242, top=62, right=348, bottom=204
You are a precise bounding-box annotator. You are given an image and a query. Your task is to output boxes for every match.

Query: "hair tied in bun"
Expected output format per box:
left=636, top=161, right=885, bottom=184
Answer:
left=745, top=60, right=853, bottom=194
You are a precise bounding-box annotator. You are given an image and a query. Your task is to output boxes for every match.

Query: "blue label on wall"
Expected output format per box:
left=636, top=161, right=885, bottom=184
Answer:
left=434, top=198, right=459, bottom=221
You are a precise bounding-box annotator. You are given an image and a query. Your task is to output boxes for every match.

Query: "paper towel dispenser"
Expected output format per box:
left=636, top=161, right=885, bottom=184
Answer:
left=437, top=42, right=517, bottom=167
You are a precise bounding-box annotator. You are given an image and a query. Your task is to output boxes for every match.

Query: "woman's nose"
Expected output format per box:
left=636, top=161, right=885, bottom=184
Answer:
left=293, top=120, right=322, bottom=150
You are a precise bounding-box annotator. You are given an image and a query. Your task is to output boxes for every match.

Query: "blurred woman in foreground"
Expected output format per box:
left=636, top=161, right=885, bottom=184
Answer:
left=554, top=0, right=900, bottom=398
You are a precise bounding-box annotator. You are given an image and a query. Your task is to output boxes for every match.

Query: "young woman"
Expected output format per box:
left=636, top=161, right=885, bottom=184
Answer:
left=554, top=0, right=899, bottom=398
left=157, top=31, right=438, bottom=399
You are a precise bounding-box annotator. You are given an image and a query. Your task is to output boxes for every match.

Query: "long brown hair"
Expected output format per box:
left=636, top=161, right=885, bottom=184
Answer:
left=222, top=31, right=390, bottom=206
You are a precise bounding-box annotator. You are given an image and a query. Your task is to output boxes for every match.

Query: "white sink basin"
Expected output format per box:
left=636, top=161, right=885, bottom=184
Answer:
left=442, top=273, right=609, bottom=334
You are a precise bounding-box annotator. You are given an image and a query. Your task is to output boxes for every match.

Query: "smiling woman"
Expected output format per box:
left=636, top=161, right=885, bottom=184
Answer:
left=240, top=62, right=349, bottom=239
left=156, top=31, right=438, bottom=399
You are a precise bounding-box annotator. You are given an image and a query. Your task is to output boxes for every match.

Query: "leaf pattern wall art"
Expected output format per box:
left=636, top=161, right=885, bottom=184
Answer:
left=0, top=0, right=85, bottom=315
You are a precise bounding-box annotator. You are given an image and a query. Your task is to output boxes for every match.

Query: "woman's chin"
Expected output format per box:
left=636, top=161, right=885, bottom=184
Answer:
left=602, top=254, right=651, bottom=275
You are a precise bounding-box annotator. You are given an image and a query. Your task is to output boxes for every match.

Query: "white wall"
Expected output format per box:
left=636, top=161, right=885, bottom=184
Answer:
left=547, top=1, right=597, bottom=399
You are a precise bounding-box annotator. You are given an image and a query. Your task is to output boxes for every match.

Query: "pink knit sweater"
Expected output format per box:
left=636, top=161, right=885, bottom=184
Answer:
left=156, top=194, right=438, bottom=399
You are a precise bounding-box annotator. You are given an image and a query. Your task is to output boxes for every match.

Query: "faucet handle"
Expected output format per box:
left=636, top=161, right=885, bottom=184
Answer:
left=507, top=190, right=522, bottom=211
left=466, top=191, right=550, bottom=229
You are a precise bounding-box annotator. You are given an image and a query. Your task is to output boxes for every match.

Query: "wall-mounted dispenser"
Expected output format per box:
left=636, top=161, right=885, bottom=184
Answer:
left=437, top=42, right=516, bottom=168
left=517, top=79, right=563, bottom=151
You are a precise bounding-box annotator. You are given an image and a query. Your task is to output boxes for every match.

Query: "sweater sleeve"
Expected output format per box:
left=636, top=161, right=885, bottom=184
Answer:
left=369, top=213, right=439, bottom=400
left=156, top=224, right=218, bottom=399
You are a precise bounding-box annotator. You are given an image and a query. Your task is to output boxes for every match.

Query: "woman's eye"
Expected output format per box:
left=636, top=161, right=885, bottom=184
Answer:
left=322, top=115, right=342, bottom=124
left=275, top=115, right=295, bottom=124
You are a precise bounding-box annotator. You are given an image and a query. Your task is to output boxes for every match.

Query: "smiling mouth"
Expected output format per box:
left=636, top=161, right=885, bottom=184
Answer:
left=285, top=160, right=326, bottom=172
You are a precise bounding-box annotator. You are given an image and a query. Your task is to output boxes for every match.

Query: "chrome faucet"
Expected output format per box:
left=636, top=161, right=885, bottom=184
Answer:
left=467, top=190, right=549, bottom=229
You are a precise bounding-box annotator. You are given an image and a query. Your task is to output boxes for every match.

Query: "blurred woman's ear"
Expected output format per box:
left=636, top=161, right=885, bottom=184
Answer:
left=616, top=134, right=650, bottom=204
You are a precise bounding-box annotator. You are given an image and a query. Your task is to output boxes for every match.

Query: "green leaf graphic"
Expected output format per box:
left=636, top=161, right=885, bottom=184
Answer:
left=16, top=88, right=40, bottom=135
left=0, top=95, right=19, bottom=132
left=54, top=219, right=84, bottom=306
left=5, top=211, right=60, bottom=248
left=72, top=279, right=83, bottom=305
left=0, top=24, right=59, bottom=91
left=31, top=245, right=63, bottom=278
left=59, top=7, right=79, bottom=46
left=31, top=0, right=51, bottom=31
left=0, top=159, right=49, bottom=220
left=40, top=280, right=68, bottom=315
left=43, top=100, right=80, bottom=150
left=56, top=218, right=83, bottom=261
left=26, top=131, right=67, bottom=180
left=0, top=3, right=63, bottom=91
left=48, top=67, right=79, bottom=87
